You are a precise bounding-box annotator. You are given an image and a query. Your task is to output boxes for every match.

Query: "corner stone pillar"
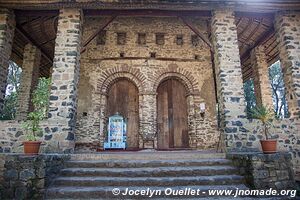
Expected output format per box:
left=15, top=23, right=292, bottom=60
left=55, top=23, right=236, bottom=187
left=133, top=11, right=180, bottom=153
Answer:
left=251, top=46, right=273, bottom=108
left=211, top=10, right=247, bottom=150
left=0, top=9, right=15, bottom=113
left=16, top=44, right=41, bottom=120
left=48, top=9, right=82, bottom=152
left=275, top=12, right=300, bottom=119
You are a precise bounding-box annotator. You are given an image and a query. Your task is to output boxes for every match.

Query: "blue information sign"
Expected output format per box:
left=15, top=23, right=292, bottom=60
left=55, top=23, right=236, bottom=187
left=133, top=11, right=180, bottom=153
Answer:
left=104, top=113, right=127, bottom=150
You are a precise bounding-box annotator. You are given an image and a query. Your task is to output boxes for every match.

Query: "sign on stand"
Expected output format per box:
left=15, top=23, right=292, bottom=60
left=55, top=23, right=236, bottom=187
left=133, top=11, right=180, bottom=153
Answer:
left=104, top=113, right=127, bottom=150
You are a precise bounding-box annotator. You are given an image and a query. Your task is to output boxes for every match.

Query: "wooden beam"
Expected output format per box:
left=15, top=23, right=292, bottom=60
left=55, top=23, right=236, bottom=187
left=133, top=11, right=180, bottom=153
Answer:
left=89, top=56, right=204, bottom=62
left=39, top=37, right=56, bottom=47
left=179, top=16, right=213, bottom=52
left=235, top=11, right=274, bottom=19
left=16, top=24, right=52, bottom=63
left=243, top=18, right=263, bottom=43
left=81, top=15, right=117, bottom=53
left=241, top=26, right=275, bottom=63
left=84, top=9, right=211, bottom=17
left=14, top=10, right=59, bottom=17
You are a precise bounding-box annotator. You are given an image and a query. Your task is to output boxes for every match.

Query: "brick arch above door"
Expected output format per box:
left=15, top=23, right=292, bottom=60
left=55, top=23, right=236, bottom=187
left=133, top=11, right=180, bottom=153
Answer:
left=96, top=65, right=147, bottom=95
left=151, top=64, right=200, bottom=95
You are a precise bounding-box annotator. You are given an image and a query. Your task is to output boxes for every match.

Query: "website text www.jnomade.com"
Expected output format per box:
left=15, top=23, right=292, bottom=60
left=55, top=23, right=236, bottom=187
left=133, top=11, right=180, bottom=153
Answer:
left=111, top=187, right=297, bottom=198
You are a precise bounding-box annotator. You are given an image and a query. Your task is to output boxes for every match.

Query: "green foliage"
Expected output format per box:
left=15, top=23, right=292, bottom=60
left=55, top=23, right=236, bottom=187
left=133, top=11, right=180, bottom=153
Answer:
left=0, top=92, right=18, bottom=120
left=0, top=61, right=21, bottom=120
left=7, top=60, right=22, bottom=91
left=22, top=77, right=51, bottom=141
left=269, top=61, right=288, bottom=118
left=243, top=79, right=256, bottom=117
left=250, top=105, right=275, bottom=140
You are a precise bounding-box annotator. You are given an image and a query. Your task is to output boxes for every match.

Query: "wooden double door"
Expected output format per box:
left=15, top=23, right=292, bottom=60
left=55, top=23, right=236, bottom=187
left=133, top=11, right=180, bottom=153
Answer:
left=107, top=79, right=139, bottom=149
left=157, top=78, right=189, bottom=149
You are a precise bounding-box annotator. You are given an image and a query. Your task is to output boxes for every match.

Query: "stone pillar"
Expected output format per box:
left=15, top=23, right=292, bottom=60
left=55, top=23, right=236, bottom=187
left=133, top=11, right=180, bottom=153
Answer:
left=16, top=44, right=41, bottom=120
left=251, top=45, right=274, bottom=108
left=211, top=10, right=247, bottom=150
left=0, top=9, right=15, bottom=113
left=140, top=93, right=157, bottom=148
left=275, top=12, right=300, bottom=119
left=48, top=9, right=82, bottom=152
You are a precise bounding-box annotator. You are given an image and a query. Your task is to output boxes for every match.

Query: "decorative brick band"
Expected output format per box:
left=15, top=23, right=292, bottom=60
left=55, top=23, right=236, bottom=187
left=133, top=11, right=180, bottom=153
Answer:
left=151, top=64, right=199, bottom=95
left=97, top=65, right=147, bottom=94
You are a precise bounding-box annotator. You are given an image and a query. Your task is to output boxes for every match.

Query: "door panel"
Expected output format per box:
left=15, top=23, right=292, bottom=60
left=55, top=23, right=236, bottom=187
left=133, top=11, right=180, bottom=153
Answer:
left=157, top=78, right=189, bottom=149
left=107, top=79, right=139, bottom=148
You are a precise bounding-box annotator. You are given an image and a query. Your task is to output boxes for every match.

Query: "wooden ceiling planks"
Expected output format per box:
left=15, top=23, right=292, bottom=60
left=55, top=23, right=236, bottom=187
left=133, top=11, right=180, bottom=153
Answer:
left=11, top=9, right=279, bottom=79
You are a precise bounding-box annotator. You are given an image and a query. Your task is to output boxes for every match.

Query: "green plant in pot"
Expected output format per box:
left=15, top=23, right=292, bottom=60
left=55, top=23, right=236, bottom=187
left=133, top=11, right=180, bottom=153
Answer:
left=22, top=78, right=51, bottom=155
left=250, top=105, right=276, bottom=154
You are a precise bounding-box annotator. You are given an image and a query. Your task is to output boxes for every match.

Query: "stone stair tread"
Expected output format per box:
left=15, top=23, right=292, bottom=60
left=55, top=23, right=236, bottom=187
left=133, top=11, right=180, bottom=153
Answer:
left=55, top=174, right=244, bottom=181
left=61, top=165, right=237, bottom=173
left=46, top=184, right=248, bottom=198
left=47, top=184, right=248, bottom=190
left=53, top=174, right=244, bottom=187
left=70, top=152, right=226, bottom=160
left=60, top=166, right=238, bottom=177
left=47, top=197, right=286, bottom=200
left=65, top=158, right=231, bottom=167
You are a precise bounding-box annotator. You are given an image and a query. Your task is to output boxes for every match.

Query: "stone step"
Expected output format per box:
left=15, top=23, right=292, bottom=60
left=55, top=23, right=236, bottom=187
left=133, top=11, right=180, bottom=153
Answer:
left=70, top=151, right=225, bottom=161
left=60, top=166, right=238, bottom=177
left=45, top=184, right=248, bottom=199
left=65, top=158, right=231, bottom=168
left=52, top=175, right=244, bottom=187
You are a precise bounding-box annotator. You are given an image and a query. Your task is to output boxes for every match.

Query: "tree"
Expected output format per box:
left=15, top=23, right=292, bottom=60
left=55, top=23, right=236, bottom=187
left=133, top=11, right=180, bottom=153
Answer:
left=268, top=61, right=288, bottom=118
left=243, top=78, right=256, bottom=117
left=7, top=60, right=22, bottom=92
left=0, top=61, right=22, bottom=120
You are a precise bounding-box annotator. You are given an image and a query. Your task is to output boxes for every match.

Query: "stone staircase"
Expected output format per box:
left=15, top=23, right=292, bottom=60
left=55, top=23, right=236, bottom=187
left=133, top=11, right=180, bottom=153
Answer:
left=45, top=151, right=248, bottom=199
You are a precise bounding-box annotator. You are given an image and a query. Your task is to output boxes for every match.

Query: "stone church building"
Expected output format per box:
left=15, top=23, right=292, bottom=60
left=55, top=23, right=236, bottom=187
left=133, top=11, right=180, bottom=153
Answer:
left=0, top=0, right=299, bottom=170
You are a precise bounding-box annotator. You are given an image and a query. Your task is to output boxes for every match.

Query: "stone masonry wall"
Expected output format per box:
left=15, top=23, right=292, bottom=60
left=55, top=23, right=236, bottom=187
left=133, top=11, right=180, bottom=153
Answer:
left=275, top=12, right=300, bottom=119
left=228, top=152, right=296, bottom=190
left=48, top=8, right=83, bottom=152
left=0, top=9, right=15, bottom=113
left=251, top=45, right=273, bottom=108
left=75, top=16, right=219, bottom=151
left=0, top=154, right=70, bottom=200
left=16, top=43, right=41, bottom=120
left=211, top=10, right=248, bottom=150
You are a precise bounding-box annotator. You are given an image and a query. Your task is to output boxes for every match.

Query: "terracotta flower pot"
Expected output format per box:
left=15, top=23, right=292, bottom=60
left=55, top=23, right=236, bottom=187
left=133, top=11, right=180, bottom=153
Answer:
left=23, top=141, right=42, bottom=155
left=260, top=139, right=277, bottom=154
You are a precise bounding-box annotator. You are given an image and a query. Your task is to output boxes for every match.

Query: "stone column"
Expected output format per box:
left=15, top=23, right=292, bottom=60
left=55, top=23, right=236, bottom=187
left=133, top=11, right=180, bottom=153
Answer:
left=140, top=93, right=157, bottom=148
left=48, top=9, right=82, bottom=152
left=211, top=10, right=247, bottom=150
left=16, top=44, right=41, bottom=120
left=251, top=45, right=274, bottom=108
left=0, top=9, right=15, bottom=113
left=275, top=12, right=300, bottom=119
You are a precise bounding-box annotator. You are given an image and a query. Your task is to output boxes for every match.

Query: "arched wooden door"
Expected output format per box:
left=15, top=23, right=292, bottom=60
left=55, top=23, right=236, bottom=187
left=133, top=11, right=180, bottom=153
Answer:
left=157, top=78, right=189, bottom=149
left=107, top=79, right=139, bottom=149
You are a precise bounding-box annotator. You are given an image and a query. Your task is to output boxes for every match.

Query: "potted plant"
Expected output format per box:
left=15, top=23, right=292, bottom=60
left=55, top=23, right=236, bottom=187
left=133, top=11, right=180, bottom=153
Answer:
left=250, top=105, right=276, bottom=154
left=22, top=78, right=51, bottom=155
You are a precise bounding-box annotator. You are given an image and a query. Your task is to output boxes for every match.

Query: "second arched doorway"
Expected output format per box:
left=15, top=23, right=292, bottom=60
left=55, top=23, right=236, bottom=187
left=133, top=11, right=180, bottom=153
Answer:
left=107, top=78, right=139, bottom=149
left=157, top=77, right=189, bottom=149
